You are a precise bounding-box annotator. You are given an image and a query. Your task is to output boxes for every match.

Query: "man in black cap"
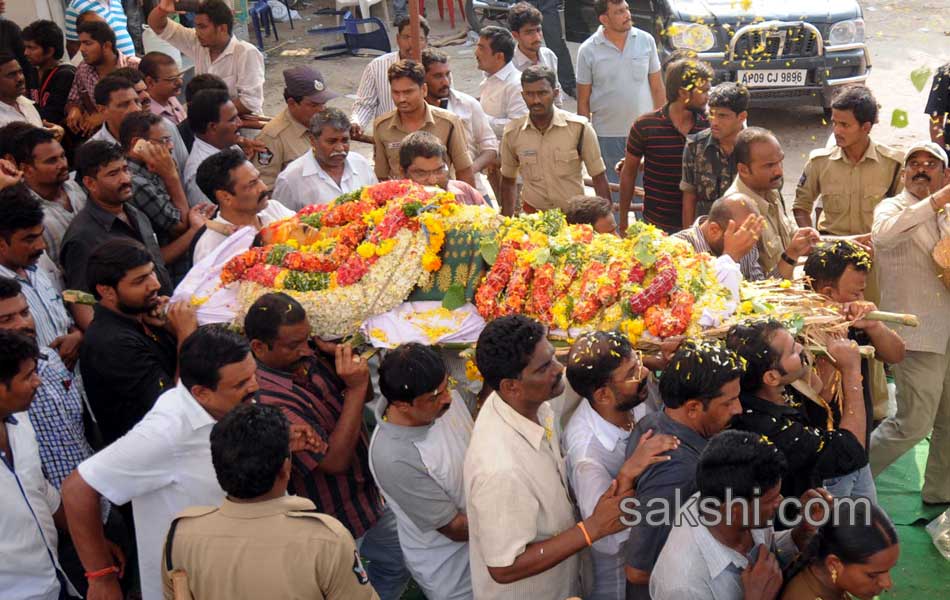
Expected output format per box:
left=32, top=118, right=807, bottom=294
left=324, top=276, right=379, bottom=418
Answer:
left=254, top=66, right=338, bottom=188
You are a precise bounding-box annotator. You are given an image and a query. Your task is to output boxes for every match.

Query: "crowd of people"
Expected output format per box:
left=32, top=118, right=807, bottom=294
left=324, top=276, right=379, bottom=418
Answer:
left=1, top=0, right=949, bottom=599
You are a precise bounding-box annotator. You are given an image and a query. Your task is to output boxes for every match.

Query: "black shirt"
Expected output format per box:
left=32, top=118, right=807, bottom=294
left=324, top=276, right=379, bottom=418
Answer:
left=28, top=64, right=76, bottom=125
left=926, top=64, right=950, bottom=153
left=60, top=200, right=173, bottom=295
left=730, top=390, right=867, bottom=501
left=79, top=304, right=177, bottom=445
left=624, top=410, right=710, bottom=600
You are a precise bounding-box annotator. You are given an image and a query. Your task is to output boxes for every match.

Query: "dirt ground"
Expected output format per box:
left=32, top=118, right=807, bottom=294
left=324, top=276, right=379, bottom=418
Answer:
left=255, top=0, right=950, bottom=199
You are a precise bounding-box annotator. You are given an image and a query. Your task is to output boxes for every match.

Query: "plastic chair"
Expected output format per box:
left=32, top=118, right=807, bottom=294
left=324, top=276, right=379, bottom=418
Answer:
left=334, top=0, right=390, bottom=25
left=432, top=0, right=466, bottom=29
left=249, top=0, right=279, bottom=50
left=308, top=10, right=393, bottom=59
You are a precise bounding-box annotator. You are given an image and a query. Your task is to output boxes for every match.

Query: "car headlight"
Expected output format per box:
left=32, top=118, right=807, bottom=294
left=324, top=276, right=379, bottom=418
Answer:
left=828, top=18, right=865, bottom=45
left=668, top=22, right=716, bottom=53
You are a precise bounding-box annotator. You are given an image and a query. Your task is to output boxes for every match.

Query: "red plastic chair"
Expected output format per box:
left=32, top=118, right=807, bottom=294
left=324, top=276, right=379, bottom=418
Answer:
left=418, top=0, right=466, bottom=29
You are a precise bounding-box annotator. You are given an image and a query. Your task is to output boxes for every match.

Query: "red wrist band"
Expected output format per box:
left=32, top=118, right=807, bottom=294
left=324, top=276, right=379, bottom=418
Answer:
left=85, top=565, right=119, bottom=580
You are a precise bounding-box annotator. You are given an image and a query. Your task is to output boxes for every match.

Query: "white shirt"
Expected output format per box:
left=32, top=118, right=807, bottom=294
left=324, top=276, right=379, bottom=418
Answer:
left=183, top=138, right=241, bottom=206
left=273, top=151, right=377, bottom=211
left=563, top=399, right=650, bottom=600
left=158, top=19, right=265, bottom=114
left=512, top=45, right=562, bottom=107
left=0, top=96, right=43, bottom=127
left=192, top=200, right=295, bottom=264
left=351, top=51, right=400, bottom=130
left=1, top=412, right=78, bottom=600
left=77, top=383, right=225, bottom=600
left=650, top=493, right=798, bottom=600
left=479, top=61, right=529, bottom=139
left=446, top=89, right=498, bottom=196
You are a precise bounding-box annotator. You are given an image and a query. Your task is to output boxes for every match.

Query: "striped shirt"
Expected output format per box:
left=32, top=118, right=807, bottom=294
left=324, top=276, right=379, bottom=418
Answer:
left=28, top=349, right=95, bottom=490
left=673, top=216, right=766, bottom=281
left=626, top=105, right=708, bottom=233
left=64, top=0, right=136, bottom=58
left=0, top=265, right=72, bottom=348
left=351, top=51, right=399, bottom=130
left=256, top=359, right=384, bottom=538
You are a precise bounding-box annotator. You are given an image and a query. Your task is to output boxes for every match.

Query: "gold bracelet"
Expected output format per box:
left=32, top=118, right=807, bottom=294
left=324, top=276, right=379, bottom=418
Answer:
left=577, top=521, right=593, bottom=547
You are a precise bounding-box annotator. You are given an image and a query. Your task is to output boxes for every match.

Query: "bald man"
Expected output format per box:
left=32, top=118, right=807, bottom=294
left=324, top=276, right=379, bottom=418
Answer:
left=673, top=193, right=767, bottom=280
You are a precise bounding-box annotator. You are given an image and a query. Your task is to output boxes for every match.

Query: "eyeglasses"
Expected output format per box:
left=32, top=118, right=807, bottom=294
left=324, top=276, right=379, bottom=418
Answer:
left=159, top=73, right=184, bottom=82
left=907, top=159, right=942, bottom=170
left=611, top=351, right=647, bottom=385
left=407, top=164, right=448, bottom=179
left=150, top=136, right=174, bottom=146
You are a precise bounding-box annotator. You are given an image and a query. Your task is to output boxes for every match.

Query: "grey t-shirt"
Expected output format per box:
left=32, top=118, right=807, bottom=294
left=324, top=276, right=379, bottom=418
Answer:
left=369, top=418, right=458, bottom=533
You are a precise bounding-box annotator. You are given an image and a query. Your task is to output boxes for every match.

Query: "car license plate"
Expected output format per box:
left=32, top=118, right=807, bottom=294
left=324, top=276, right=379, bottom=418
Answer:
left=737, top=69, right=807, bottom=87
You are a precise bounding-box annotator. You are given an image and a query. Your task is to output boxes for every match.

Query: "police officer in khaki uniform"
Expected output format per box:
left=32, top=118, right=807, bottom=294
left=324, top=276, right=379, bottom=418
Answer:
left=254, top=67, right=339, bottom=189
left=161, top=404, right=378, bottom=600
left=372, top=59, right=476, bottom=188
left=499, top=65, right=611, bottom=216
left=793, top=85, right=904, bottom=241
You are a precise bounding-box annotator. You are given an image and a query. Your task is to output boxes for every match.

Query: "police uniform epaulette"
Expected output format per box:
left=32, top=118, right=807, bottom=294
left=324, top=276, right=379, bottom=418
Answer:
left=807, top=145, right=836, bottom=160
left=164, top=506, right=218, bottom=571
left=563, top=112, right=590, bottom=125
left=876, top=143, right=906, bottom=163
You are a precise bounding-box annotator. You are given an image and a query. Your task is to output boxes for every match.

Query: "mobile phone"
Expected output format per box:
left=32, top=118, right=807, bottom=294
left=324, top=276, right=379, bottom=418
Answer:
left=133, top=139, right=151, bottom=155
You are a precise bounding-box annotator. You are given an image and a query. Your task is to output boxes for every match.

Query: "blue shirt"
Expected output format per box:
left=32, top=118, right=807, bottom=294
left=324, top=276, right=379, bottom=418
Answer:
left=64, top=0, right=137, bottom=58
left=624, top=410, right=709, bottom=600
left=0, top=264, right=73, bottom=348
left=28, top=349, right=95, bottom=490
left=576, top=26, right=661, bottom=137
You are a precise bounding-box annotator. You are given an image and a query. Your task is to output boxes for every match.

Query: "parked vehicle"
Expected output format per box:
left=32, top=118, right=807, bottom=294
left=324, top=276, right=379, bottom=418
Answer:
left=564, top=0, right=871, bottom=115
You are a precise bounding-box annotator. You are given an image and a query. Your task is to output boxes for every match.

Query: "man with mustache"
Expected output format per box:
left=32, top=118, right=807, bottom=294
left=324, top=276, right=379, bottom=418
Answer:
left=14, top=126, right=86, bottom=276
left=724, top=127, right=820, bottom=274
left=120, top=111, right=215, bottom=284
left=563, top=332, right=679, bottom=600
left=0, top=184, right=83, bottom=364
left=622, top=341, right=744, bottom=599
left=422, top=48, right=497, bottom=199
left=140, top=51, right=186, bottom=126
left=62, top=325, right=266, bottom=600
left=499, top=65, right=610, bottom=216
left=794, top=85, right=904, bottom=244
left=273, top=107, right=376, bottom=211
left=61, top=140, right=173, bottom=326
left=870, top=141, right=950, bottom=504
left=725, top=320, right=869, bottom=503
left=0, top=276, right=132, bottom=597
left=475, top=26, right=528, bottom=141
left=577, top=0, right=664, bottom=202
left=368, top=343, right=475, bottom=600
left=372, top=60, right=475, bottom=188
left=465, top=315, right=630, bottom=599
left=398, top=131, right=484, bottom=206
left=255, top=66, right=337, bottom=189
left=78, top=238, right=196, bottom=444
left=0, top=52, right=42, bottom=127
left=191, top=148, right=294, bottom=263
left=182, top=88, right=242, bottom=206
left=508, top=3, right=562, bottom=107
left=247, top=292, right=411, bottom=599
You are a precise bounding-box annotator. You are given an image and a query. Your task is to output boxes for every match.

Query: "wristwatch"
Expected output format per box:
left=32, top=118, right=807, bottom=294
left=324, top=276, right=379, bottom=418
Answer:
left=780, top=252, right=796, bottom=266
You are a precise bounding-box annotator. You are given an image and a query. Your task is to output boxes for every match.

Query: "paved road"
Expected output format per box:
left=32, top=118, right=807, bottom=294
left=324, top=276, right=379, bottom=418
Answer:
left=263, top=0, right=950, bottom=201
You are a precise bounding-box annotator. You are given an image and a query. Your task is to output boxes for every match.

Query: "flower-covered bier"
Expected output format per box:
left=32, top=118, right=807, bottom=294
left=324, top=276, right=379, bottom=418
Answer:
left=216, top=181, right=503, bottom=338
left=474, top=212, right=730, bottom=344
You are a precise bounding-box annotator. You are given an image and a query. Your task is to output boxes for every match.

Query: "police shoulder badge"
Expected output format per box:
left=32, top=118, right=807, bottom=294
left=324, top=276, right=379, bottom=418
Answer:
left=257, top=147, right=274, bottom=166
left=352, top=550, right=369, bottom=585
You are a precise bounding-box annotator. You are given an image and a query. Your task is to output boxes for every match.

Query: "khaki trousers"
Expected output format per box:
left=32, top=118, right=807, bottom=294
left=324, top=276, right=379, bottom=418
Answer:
left=870, top=343, right=950, bottom=503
